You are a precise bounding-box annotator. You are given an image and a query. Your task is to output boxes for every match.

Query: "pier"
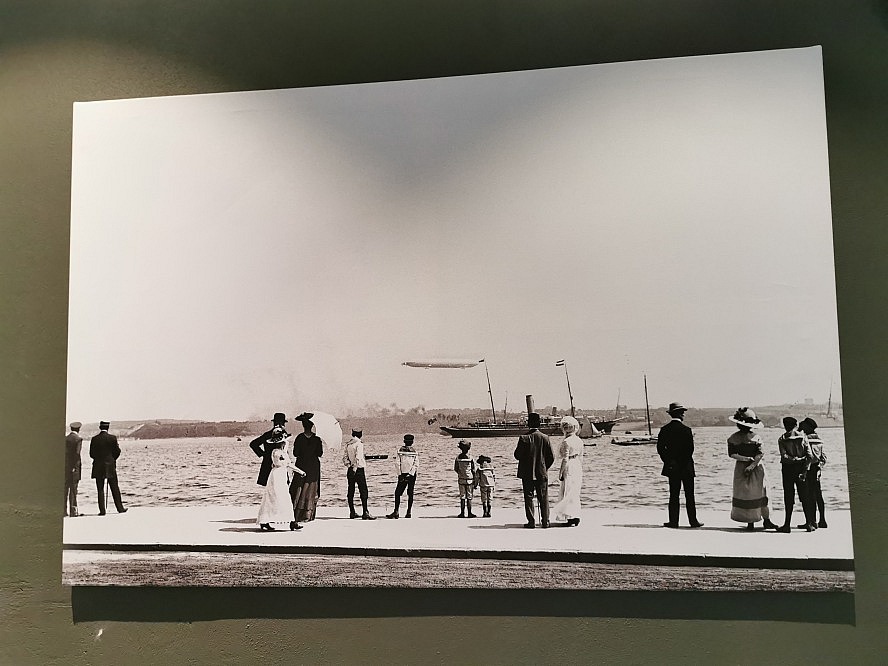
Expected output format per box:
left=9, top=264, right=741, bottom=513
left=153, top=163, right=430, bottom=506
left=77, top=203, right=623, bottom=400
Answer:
left=63, top=506, right=854, bottom=591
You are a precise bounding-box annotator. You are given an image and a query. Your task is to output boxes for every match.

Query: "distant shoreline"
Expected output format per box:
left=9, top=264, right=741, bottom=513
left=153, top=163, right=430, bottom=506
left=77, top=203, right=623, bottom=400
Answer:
left=75, top=405, right=843, bottom=440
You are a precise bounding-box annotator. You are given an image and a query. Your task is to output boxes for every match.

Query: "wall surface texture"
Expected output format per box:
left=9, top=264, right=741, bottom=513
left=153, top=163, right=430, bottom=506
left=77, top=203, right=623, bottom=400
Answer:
left=1, top=1, right=886, bottom=663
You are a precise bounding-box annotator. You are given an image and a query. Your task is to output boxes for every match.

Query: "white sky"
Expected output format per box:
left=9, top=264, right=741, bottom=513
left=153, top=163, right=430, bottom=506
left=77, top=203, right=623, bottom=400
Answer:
left=67, top=47, right=842, bottom=422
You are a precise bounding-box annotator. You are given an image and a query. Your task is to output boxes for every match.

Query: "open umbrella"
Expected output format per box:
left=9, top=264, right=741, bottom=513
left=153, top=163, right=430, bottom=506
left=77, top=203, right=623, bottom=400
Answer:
left=296, top=411, right=343, bottom=453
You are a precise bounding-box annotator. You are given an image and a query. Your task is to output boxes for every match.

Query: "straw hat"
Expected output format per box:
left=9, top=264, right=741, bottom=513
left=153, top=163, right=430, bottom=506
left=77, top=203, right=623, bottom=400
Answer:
left=560, top=416, right=580, bottom=432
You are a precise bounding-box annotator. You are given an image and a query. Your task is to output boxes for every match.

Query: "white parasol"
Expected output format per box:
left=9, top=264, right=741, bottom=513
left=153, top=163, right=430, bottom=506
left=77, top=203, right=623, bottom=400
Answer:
left=297, top=410, right=343, bottom=453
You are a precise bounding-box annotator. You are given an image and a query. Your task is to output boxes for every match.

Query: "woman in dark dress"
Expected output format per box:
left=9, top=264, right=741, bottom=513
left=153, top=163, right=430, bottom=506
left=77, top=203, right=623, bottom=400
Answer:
left=289, top=412, right=324, bottom=523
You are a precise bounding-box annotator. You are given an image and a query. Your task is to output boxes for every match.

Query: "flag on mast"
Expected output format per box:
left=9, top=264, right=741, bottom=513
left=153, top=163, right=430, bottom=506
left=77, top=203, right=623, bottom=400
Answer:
left=555, top=360, right=565, bottom=366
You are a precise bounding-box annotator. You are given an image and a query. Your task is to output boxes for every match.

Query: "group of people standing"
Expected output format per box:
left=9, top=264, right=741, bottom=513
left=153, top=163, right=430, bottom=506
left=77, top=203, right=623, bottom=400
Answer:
left=247, top=409, right=583, bottom=530
left=657, top=402, right=829, bottom=532
left=64, top=420, right=127, bottom=517
left=250, top=412, right=324, bottom=531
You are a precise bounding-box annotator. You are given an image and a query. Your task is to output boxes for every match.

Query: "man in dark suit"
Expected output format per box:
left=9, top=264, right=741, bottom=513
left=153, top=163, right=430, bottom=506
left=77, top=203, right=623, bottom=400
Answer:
left=514, top=412, right=555, bottom=528
left=249, top=412, right=288, bottom=487
left=90, top=420, right=127, bottom=515
left=65, top=421, right=83, bottom=517
left=656, top=402, right=703, bottom=528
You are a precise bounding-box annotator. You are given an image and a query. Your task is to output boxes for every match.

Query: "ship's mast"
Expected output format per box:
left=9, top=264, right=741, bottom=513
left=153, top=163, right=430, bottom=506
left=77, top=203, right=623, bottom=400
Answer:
left=644, top=373, right=652, bottom=436
left=556, top=360, right=575, bottom=417
left=826, top=379, right=833, bottom=417
left=482, top=359, right=497, bottom=423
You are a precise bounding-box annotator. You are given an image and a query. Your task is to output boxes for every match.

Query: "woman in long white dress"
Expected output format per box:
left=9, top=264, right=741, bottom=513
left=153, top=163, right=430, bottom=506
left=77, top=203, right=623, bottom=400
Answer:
left=552, top=416, right=583, bottom=527
left=258, top=428, right=303, bottom=531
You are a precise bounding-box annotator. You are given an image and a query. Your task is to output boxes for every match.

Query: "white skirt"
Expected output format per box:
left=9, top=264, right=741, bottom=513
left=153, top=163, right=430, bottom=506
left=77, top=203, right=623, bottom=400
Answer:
left=258, top=466, right=295, bottom=524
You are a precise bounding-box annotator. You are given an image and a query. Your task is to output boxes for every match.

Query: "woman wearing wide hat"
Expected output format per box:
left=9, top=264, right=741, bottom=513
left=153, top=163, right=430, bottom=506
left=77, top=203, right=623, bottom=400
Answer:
left=551, top=416, right=584, bottom=527
left=727, top=407, right=778, bottom=530
left=289, top=412, right=324, bottom=524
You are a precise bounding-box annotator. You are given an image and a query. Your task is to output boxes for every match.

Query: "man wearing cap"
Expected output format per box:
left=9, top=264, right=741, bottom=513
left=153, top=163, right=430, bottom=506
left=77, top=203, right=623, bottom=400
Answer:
left=249, top=412, right=289, bottom=487
left=386, top=434, right=418, bottom=519
left=342, top=428, right=375, bottom=520
left=514, top=412, right=555, bottom=528
left=90, top=421, right=127, bottom=515
left=65, top=421, right=83, bottom=517
left=656, top=402, right=703, bottom=528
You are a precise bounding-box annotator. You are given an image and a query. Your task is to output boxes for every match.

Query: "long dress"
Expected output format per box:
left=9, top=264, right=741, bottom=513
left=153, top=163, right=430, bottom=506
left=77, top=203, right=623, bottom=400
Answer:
left=258, top=448, right=296, bottom=526
left=552, top=433, right=584, bottom=521
left=290, top=432, right=323, bottom=522
left=728, top=430, right=771, bottom=523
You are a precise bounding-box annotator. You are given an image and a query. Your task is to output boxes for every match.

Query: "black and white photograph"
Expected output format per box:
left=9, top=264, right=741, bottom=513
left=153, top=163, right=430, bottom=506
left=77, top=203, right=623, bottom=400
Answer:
left=62, top=46, right=853, bottom=592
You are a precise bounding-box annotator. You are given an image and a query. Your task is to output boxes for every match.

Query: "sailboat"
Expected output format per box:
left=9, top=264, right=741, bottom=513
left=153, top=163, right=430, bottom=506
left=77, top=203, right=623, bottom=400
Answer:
left=611, top=374, right=658, bottom=445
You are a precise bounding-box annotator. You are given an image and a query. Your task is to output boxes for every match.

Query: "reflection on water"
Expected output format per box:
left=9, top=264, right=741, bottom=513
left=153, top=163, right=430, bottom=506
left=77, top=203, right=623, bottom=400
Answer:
left=74, top=427, right=850, bottom=514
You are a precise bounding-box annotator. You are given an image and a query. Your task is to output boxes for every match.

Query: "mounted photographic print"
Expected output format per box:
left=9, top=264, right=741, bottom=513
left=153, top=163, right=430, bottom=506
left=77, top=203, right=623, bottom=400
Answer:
left=63, top=46, right=853, bottom=593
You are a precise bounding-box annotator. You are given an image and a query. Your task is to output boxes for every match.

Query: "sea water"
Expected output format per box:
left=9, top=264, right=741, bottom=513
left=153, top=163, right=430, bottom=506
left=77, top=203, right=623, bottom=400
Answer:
left=72, top=426, right=850, bottom=515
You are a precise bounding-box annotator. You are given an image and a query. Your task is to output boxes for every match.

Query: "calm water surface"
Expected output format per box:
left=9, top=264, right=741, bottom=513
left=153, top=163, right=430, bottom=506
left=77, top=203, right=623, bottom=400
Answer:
left=73, top=427, right=850, bottom=514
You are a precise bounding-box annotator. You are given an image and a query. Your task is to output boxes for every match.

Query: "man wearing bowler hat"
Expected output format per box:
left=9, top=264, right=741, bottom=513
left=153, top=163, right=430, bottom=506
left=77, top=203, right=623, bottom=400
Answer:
left=249, top=412, right=289, bottom=487
left=656, top=402, right=703, bottom=528
left=90, top=420, right=127, bottom=515
left=65, top=421, right=83, bottom=517
left=514, top=412, right=555, bottom=528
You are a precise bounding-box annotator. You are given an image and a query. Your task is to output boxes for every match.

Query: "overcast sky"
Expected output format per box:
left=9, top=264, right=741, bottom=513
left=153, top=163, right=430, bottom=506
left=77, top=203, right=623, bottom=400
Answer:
left=67, top=47, right=841, bottom=422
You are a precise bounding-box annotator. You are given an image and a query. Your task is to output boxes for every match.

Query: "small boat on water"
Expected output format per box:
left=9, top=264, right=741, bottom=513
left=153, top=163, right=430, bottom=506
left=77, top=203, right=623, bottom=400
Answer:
left=365, top=454, right=389, bottom=460
left=611, top=373, right=657, bottom=446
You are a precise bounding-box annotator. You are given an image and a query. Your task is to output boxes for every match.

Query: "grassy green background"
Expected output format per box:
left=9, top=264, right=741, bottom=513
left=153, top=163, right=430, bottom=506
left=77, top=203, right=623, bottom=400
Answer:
left=2, top=1, right=886, bottom=662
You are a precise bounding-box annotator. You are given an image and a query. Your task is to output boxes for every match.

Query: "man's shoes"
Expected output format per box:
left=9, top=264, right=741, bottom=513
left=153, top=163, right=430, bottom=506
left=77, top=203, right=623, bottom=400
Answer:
left=404, top=512, right=412, bottom=518
left=118, top=507, right=128, bottom=514
left=362, top=513, right=376, bottom=520
left=467, top=512, right=477, bottom=518
left=689, top=521, right=704, bottom=528
left=541, top=522, right=550, bottom=529
left=818, top=519, right=828, bottom=528
left=762, top=519, right=778, bottom=530
left=98, top=511, right=106, bottom=516
left=289, top=521, right=302, bottom=531
left=458, top=512, right=465, bottom=518
left=524, top=522, right=536, bottom=529
left=349, top=512, right=359, bottom=519
left=777, top=525, right=792, bottom=533
left=386, top=512, right=399, bottom=519
left=805, top=523, right=816, bottom=532
left=663, top=522, right=678, bottom=528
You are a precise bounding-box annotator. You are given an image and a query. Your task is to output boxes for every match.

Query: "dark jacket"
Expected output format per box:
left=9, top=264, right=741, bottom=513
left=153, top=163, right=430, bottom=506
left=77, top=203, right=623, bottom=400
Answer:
left=89, top=430, right=121, bottom=480
left=291, top=432, right=324, bottom=483
left=249, top=428, right=277, bottom=486
left=656, top=419, right=696, bottom=478
left=514, top=429, right=554, bottom=480
left=65, top=431, right=82, bottom=483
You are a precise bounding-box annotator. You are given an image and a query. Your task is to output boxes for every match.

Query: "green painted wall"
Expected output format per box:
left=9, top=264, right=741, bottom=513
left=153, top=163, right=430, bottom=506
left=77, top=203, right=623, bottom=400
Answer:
left=2, top=1, right=886, bottom=662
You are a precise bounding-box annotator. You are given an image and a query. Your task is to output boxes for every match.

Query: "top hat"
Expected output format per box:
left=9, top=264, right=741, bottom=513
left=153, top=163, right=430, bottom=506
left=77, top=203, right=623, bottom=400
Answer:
left=667, top=402, right=688, bottom=415
left=730, top=407, right=763, bottom=429
left=527, top=412, right=542, bottom=428
left=69, top=421, right=82, bottom=430
left=99, top=421, right=110, bottom=430
left=351, top=429, right=363, bottom=438
left=457, top=439, right=471, bottom=450
left=403, top=434, right=414, bottom=444
left=799, top=417, right=818, bottom=431
left=272, top=412, right=287, bottom=424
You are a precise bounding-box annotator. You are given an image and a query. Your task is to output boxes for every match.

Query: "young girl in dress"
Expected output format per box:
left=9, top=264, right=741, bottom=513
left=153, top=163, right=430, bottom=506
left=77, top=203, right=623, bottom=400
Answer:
left=258, top=425, right=304, bottom=531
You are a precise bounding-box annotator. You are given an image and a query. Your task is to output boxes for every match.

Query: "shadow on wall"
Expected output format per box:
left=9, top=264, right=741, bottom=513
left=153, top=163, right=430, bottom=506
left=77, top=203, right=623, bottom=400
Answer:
left=71, top=586, right=855, bottom=624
